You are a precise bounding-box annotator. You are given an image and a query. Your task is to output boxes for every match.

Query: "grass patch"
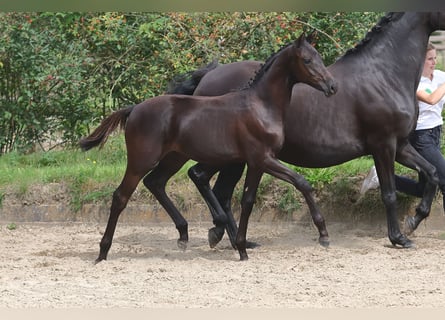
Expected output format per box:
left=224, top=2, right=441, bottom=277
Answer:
left=6, top=222, right=17, bottom=230
left=0, top=134, right=200, bottom=212
left=0, top=135, right=426, bottom=220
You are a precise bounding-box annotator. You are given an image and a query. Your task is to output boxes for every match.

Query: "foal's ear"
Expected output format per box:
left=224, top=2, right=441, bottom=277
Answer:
left=295, top=32, right=307, bottom=47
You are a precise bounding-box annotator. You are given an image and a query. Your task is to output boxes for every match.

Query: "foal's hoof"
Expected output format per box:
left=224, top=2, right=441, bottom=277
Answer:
left=177, top=239, right=188, bottom=251
left=319, top=236, right=330, bottom=248
left=390, top=234, right=414, bottom=249
left=208, top=227, right=225, bottom=248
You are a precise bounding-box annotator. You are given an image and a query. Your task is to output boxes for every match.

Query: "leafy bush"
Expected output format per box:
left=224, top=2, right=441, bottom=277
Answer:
left=0, top=12, right=383, bottom=155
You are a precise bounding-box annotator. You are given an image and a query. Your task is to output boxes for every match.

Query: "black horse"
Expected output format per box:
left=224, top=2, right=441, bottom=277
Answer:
left=80, top=34, right=337, bottom=262
left=164, top=12, right=445, bottom=249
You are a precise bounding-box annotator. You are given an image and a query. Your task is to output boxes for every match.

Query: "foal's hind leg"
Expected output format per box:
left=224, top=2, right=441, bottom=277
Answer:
left=143, top=153, right=190, bottom=250
left=97, top=168, right=147, bottom=263
left=395, top=143, right=438, bottom=234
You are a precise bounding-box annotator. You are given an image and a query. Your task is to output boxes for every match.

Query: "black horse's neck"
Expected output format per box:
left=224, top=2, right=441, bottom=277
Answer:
left=337, top=12, right=433, bottom=91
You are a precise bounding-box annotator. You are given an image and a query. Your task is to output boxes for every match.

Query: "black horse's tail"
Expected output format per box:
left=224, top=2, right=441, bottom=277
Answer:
left=79, top=105, right=135, bottom=151
left=165, top=60, right=219, bottom=95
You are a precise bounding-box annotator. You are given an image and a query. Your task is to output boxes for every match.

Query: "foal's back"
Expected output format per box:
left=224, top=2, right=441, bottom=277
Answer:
left=126, top=89, right=274, bottom=165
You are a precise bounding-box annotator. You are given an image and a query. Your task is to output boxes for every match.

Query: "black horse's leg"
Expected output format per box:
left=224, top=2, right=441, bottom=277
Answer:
left=97, top=168, right=145, bottom=263
left=187, top=163, right=230, bottom=248
left=143, top=153, right=190, bottom=250
left=212, top=164, right=263, bottom=248
left=395, top=142, right=438, bottom=234
left=236, top=167, right=263, bottom=261
left=188, top=162, right=245, bottom=248
left=373, top=152, right=413, bottom=248
left=261, top=156, right=329, bottom=247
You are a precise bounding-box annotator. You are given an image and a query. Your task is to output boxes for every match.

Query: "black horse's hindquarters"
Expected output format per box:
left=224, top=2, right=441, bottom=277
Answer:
left=172, top=12, right=445, bottom=250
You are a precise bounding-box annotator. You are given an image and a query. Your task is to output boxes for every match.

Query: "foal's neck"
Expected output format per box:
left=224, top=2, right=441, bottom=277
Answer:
left=252, top=50, right=295, bottom=113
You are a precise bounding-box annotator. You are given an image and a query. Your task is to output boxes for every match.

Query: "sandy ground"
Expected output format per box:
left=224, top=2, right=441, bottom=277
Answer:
left=2, top=212, right=445, bottom=309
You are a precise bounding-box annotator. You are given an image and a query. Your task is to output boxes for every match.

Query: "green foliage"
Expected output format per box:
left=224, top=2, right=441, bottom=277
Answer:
left=277, top=186, right=302, bottom=215
left=0, top=13, right=91, bottom=153
left=291, top=166, right=337, bottom=189
left=0, top=12, right=383, bottom=155
left=302, top=12, right=383, bottom=65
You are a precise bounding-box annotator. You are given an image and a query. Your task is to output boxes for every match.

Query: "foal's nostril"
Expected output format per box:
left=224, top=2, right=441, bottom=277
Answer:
left=330, top=81, right=338, bottom=94
left=324, top=81, right=338, bottom=97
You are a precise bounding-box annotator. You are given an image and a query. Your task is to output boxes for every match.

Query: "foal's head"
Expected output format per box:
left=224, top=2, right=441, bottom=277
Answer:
left=291, top=33, right=337, bottom=96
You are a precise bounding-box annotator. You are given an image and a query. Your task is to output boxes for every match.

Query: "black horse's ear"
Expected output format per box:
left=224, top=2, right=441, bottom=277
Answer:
left=306, top=30, right=318, bottom=45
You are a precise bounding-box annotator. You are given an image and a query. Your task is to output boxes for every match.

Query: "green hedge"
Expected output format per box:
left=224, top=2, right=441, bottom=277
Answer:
left=0, top=12, right=383, bottom=154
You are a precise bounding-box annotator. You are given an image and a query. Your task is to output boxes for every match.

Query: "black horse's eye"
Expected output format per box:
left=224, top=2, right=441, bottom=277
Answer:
left=303, top=58, right=311, bottom=64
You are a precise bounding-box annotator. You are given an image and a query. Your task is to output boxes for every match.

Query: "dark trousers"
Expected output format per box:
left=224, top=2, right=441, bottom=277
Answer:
left=395, top=125, right=445, bottom=209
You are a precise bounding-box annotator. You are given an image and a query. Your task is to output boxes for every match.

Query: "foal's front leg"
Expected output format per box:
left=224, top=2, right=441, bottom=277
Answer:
left=262, top=156, right=329, bottom=247
left=236, top=167, right=263, bottom=261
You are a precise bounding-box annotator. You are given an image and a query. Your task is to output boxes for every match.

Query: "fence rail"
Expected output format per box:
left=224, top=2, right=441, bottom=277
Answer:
left=430, top=31, right=445, bottom=66
left=430, top=31, right=445, bottom=50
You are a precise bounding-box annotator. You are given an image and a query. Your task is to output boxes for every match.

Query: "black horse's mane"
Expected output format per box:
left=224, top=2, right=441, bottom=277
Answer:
left=246, top=13, right=404, bottom=88
left=341, top=12, right=404, bottom=58
left=242, top=41, right=295, bottom=90
left=242, top=13, right=404, bottom=88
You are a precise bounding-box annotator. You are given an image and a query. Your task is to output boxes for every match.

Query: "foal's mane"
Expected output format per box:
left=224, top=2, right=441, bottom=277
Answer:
left=242, top=41, right=295, bottom=90
left=340, top=12, right=404, bottom=59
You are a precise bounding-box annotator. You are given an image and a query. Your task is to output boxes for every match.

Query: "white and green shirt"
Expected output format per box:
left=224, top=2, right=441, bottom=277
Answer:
left=416, top=69, right=445, bottom=130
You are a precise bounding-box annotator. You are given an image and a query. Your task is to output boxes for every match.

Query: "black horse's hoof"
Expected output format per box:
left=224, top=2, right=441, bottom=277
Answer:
left=390, top=234, right=414, bottom=248
left=208, top=227, right=225, bottom=248
left=246, top=240, right=261, bottom=249
left=319, top=236, right=330, bottom=248
left=239, top=251, right=249, bottom=261
left=403, top=216, right=417, bottom=236
left=177, top=239, right=188, bottom=251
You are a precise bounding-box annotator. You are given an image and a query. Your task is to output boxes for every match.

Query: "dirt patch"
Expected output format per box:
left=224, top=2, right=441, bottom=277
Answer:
left=1, top=216, right=445, bottom=308
left=2, top=180, right=445, bottom=307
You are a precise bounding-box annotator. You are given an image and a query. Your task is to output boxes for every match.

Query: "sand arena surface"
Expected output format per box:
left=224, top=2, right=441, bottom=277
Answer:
left=1, top=214, right=445, bottom=308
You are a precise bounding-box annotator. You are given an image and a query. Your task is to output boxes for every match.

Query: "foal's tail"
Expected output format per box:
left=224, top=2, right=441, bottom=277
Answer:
left=79, top=105, right=135, bottom=151
left=165, top=60, right=218, bottom=95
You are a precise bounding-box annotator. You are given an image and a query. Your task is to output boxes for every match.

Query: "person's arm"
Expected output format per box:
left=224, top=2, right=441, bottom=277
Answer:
left=417, top=82, right=445, bottom=105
